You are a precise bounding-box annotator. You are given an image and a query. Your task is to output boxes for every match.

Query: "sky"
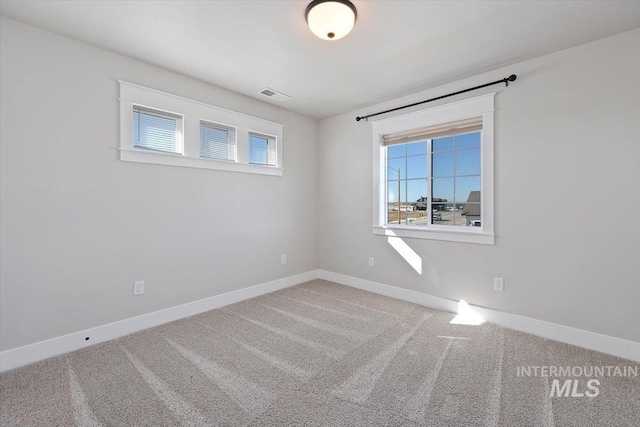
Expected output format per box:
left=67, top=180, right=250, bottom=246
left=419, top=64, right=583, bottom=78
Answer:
left=249, top=134, right=270, bottom=165
left=387, top=132, right=481, bottom=204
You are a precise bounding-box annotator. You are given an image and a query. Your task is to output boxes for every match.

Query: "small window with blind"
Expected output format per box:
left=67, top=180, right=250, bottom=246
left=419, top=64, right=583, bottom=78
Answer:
left=249, top=132, right=277, bottom=166
left=372, top=93, right=494, bottom=244
left=120, top=81, right=284, bottom=176
left=132, top=105, right=182, bottom=154
left=200, top=121, right=236, bottom=161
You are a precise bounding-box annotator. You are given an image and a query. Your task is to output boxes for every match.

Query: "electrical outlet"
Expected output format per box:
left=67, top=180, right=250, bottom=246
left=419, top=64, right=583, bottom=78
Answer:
left=281, top=254, right=287, bottom=264
left=133, top=280, right=144, bottom=296
left=493, top=277, right=504, bottom=292
left=368, top=257, right=375, bottom=267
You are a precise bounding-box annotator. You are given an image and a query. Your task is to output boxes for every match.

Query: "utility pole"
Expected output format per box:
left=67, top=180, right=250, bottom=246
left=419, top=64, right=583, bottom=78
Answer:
left=389, top=167, right=401, bottom=224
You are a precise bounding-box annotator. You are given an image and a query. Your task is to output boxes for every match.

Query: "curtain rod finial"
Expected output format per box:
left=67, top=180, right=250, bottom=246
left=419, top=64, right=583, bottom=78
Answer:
left=504, top=74, right=517, bottom=86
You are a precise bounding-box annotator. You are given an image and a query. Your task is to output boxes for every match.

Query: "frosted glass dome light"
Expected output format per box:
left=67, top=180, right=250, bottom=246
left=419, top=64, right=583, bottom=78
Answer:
left=305, top=0, right=357, bottom=41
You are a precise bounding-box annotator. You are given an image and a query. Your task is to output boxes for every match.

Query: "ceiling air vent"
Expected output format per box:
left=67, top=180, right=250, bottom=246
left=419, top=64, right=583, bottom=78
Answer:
left=259, top=88, right=290, bottom=102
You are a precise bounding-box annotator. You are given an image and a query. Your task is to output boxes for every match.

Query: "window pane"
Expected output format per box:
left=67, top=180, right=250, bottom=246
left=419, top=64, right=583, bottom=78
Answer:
left=387, top=180, right=406, bottom=225
left=433, top=136, right=454, bottom=152
left=387, top=180, right=407, bottom=203
left=455, top=148, right=480, bottom=176
left=249, top=133, right=276, bottom=165
left=407, top=179, right=429, bottom=226
left=407, top=155, right=427, bottom=179
left=455, top=176, right=481, bottom=203
left=406, top=140, right=427, bottom=156
left=455, top=131, right=481, bottom=149
left=432, top=177, right=456, bottom=226
left=388, top=144, right=406, bottom=158
left=407, top=179, right=427, bottom=204
left=432, top=200, right=447, bottom=223
left=388, top=157, right=406, bottom=179
left=133, top=107, right=180, bottom=153
left=249, top=136, right=268, bottom=164
left=432, top=151, right=453, bottom=177
left=200, top=123, right=236, bottom=161
left=432, top=177, right=454, bottom=203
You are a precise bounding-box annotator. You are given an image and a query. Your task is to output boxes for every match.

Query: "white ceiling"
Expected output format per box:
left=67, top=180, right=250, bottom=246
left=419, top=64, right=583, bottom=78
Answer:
left=1, top=1, right=639, bottom=119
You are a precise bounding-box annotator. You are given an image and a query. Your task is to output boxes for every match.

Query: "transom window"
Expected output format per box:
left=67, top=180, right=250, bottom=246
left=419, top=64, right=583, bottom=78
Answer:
left=120, top=81, right=283, bottom=176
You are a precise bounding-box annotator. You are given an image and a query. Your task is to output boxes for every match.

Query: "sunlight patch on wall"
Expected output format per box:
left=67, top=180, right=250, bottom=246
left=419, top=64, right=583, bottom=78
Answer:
left=387, top=236, right=422, bottom=275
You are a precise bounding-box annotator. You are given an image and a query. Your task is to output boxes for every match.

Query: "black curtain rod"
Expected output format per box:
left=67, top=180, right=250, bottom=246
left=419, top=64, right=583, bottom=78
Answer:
left=355, top=74, right=517, bottom=122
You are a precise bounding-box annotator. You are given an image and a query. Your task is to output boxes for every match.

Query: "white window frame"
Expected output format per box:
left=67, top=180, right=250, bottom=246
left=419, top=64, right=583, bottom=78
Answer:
left=119, top=81, right=284, bottom=176
left=372, top=93, right=495, bottom=245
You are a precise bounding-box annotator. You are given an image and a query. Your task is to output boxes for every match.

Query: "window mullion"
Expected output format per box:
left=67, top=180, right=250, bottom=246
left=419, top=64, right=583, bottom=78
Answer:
left=176, top=117, right=184, bottom=154
left=384, top=148, right=388, bottom=225
left=404, top=154, right=408, bottom=225
left=182, top=116, right=199, bottom=157
left=427, top=139, right=433, bottom=225
left=236, top=129, right=249, bottom=164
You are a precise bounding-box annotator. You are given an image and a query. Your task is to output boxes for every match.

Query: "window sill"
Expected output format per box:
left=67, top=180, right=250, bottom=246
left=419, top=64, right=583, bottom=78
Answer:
left=372, top=225, right=494, bottom=245
left=119, top=148, right=283, bottom=176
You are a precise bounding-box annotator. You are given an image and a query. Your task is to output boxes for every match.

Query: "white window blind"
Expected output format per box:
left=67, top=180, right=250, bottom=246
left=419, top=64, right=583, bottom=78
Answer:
left=132, top=105, right=182, bottom=153
left=249, top=132, right=276, bottom=166
left=382, top=117, right=482, bottom=146
left=200, top=121, right=236, bottom=161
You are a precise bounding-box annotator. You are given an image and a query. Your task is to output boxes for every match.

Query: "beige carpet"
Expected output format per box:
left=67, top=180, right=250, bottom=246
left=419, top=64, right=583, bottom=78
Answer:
left=1, top=279, right=639, bottom=426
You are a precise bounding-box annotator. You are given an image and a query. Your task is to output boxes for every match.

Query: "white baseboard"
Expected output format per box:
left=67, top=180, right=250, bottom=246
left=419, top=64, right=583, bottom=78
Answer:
left=3, top=268, right=637, bottom=372
left=319, top=270, right=640, bottom=362
left=0, top=270, right=320, bottom=373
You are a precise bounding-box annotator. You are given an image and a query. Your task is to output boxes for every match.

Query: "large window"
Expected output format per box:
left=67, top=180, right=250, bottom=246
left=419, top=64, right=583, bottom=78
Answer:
left=386, top=124, right=481, bottom=227
left=372, top=94, right=494, bottom=244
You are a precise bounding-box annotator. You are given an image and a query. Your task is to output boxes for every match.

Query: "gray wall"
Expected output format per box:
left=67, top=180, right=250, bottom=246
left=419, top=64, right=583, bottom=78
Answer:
left=0, top=18, right=318, bottom=351
left=317, top=29, right=640, bottom=342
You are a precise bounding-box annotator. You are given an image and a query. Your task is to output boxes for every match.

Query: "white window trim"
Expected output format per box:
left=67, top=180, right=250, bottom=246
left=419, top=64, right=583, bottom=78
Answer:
left=119, top=81, right=284, bottom=176
left=372, top=93, right=495, bottom=245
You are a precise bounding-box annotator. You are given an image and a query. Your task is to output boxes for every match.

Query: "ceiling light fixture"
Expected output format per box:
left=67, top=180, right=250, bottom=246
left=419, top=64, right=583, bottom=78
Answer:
left=305, top=0, right=357, bottom=41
